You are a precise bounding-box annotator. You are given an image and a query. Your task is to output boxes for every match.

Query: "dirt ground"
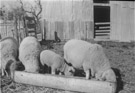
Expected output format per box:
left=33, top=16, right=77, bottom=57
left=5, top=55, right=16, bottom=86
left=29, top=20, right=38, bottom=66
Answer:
left=1, top=40, right=135, bottom=93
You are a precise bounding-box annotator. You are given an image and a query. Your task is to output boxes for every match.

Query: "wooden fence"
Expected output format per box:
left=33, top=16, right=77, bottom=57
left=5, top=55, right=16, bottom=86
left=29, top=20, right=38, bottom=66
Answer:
left=41, top=0, right=94, bottom=41
left=0, top=21, right=16, bottom=39
left=1, top=1, right=134, bottom=42
left=41, top=20, right=94, bottom=41
left=0, top=20, right=42, bottom=42
left=0, top=21, right=26, bottom=43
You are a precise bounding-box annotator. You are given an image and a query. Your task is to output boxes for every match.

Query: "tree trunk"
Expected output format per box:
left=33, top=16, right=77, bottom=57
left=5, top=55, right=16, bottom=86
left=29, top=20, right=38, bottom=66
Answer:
left=22, top=15, right=28, bottom=37
left=14, top=16, right=19, bottom=43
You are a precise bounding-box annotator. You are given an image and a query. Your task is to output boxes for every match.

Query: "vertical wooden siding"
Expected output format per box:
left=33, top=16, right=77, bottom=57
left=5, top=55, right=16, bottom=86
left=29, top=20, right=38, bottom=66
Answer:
left=110, top=1, right=135, bottom=42
left=41, top=0, right=94, bottom=40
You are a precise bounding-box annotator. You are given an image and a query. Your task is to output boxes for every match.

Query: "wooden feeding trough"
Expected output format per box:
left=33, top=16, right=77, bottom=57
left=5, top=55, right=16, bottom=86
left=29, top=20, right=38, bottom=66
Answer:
left=14, top=71, right=116, bottom=93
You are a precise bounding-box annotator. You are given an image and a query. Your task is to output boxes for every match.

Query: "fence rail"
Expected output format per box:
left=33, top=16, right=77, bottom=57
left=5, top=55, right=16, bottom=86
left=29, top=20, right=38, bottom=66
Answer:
left=0, top=21, right=25, bottom=43
left=0, top=21, right=42, bottom=42
left=94, top=22, right=110, bottom=39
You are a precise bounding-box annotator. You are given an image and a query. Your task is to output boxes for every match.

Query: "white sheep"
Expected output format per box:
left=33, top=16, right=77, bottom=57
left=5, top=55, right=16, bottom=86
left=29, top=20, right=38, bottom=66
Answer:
left=40, top=50, right=74, bottom=75
left=0, top=37, right=18, bottom=77
left=19, top=36, right=42, bottom=73
left=64, top=39, right=116, bottom=82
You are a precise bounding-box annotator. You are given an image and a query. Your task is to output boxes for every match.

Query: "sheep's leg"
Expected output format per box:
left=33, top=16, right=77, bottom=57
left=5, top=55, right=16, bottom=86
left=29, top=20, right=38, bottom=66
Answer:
left=85, top=70, right=90, bottom=79
left=2, top=69, right=9, bottom=77
left=51, top=71, right=55, bottom=75
left=5, top=70, right=9, bottom=77
left=59, top=72, right=62, bottom=75
left=90, top=68, right=95, bottom=78
left=2, top=69, right=5, bottom=76
left=51, top=68, right=56, bottom=75
left=83, top=63, right=90, bottom=79
left=9, top=67, right=16, bottom=90
left=10, top=69, right=15, bottom=80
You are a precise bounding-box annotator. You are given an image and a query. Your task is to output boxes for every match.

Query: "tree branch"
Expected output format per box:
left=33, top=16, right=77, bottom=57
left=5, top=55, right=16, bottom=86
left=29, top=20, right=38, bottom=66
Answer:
left=36, top=0, right=42, bottom=18
left=18, top=0, right=42, bottom=19
left=18, top=0, right=24, bottom=11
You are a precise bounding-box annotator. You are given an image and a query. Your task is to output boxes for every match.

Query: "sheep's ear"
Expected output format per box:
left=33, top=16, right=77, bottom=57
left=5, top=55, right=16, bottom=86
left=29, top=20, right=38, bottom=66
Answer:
left=69, top=67, right=75, bottom=73
left=93, top=44, right=101, bottom=50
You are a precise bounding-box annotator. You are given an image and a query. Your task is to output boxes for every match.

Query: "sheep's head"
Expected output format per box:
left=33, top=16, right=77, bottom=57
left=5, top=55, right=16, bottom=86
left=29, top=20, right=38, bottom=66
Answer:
left=6, top=59, right=17, bottom=79
left=100, top=69, right=117, bottom=83
left=63, top=65, right=75, bottom=76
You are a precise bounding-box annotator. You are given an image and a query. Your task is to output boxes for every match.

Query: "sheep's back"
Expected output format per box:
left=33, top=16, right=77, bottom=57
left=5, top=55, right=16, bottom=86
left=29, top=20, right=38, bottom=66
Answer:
left=84, top=44, right=111, bottom=74
left=40, top=50, right=56, bottom=66
left=19, top=37, right=42, bottom=72
left=19, top=37, right=41, bottom=63
left=64, top=39, right=93, bottom=69
left=0, top=37, right=18, bottom=69
left=1, top=38, right=18, bottom=57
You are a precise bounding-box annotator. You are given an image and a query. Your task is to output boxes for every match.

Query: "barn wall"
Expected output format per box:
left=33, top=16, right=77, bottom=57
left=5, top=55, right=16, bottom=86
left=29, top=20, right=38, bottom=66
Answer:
left=110, top=1, right=135, bottom=42
left=41, top=0, right=94, bottom=40
left=41, top=0, right=135, bottom=42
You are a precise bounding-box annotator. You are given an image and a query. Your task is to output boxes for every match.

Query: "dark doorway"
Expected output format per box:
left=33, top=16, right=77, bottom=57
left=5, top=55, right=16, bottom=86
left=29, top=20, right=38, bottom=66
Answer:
left=94, top=6, right=110, bottom=39
left=94, top=6, right=110, bottom=22
left=94, top=0, right=109, bottom=3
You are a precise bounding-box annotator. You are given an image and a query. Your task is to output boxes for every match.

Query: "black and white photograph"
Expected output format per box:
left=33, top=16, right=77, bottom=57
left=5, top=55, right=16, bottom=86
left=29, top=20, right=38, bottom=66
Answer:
left=0, top=0, right=135, bottom=93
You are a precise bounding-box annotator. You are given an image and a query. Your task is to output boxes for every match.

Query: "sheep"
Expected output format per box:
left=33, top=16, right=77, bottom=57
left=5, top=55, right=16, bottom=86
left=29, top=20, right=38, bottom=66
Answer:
left=0, top=37, right=18, bottom=78
left=64, top=39, right=116, bottom=82
left=19, top=36, right=42, bottom=73
left=40, top=50, right=74, bottom=75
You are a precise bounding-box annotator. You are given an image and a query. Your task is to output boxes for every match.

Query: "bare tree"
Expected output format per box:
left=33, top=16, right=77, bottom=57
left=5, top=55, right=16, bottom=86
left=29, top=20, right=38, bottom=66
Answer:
left=18, top=0, right=42, bottom=36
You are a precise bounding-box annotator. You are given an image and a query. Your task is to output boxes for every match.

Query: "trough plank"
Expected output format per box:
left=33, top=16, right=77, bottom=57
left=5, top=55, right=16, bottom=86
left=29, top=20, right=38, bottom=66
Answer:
left=14, top=71, right=116, bottom=93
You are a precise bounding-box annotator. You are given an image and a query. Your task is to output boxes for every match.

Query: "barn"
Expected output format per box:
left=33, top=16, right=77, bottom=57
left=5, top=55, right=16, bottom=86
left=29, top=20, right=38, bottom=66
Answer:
left=41, top=0, right=135, bottom=42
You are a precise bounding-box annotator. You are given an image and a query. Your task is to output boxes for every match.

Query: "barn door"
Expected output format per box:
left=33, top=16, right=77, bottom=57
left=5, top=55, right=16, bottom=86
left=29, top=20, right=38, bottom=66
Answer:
left=94, top=6, right=110, bottom=39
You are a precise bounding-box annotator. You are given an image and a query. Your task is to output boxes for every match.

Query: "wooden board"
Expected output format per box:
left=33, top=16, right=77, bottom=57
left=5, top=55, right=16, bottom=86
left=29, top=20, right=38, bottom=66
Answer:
left=14, top=71, right=116, bottom=93
left=110, top=1, right=135, bottom=42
